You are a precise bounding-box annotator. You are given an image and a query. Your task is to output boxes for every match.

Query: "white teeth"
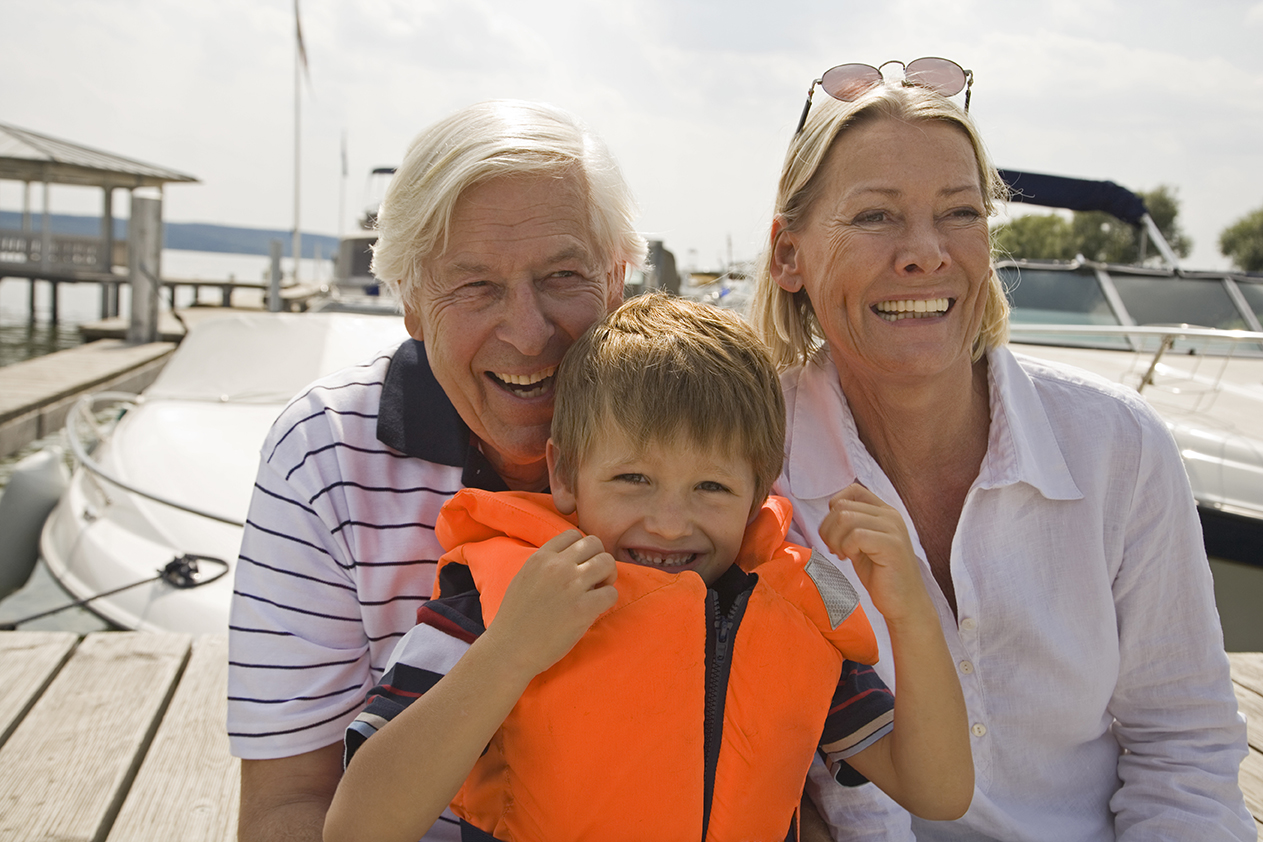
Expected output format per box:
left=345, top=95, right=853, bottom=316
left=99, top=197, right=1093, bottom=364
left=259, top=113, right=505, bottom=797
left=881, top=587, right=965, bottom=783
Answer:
left=493, top=366, right=557, bottom=398
left=874, top=298, right=951, bottom=321
left=495, top=365, right=557, bottom=386
left=628, top=549, right=696, bottom=568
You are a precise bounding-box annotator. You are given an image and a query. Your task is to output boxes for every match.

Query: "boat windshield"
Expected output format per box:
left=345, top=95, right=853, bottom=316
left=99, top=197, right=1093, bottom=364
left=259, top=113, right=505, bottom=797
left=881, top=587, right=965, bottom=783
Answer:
left=1238, top=281, right=1263, bottom=324
left=1001, top=263, right=1263, bottom=356
left=1001, top=266, right=1128, bottom=349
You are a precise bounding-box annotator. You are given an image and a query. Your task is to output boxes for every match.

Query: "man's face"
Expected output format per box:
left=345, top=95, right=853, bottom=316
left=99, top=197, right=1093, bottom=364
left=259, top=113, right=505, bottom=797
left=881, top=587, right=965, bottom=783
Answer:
left=406, top=172, right=620, bottom=490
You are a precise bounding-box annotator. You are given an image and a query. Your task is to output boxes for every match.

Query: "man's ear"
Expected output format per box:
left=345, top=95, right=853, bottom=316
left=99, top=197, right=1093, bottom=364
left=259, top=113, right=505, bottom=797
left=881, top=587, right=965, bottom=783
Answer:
left=546, top=440, right=577, bottom=514
left=606, top=263, right=626, bottom=311
left=769, top=217, right=805, bottom=294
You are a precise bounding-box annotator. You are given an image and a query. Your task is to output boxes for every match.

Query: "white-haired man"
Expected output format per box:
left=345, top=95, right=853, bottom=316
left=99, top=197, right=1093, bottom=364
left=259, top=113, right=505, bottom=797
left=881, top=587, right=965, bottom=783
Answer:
left=228, top=100, right=646, bottom=842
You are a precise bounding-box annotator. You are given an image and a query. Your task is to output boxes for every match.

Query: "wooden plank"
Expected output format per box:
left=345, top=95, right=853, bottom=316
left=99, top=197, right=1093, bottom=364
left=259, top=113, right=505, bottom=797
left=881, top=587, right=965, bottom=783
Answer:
left=1240, top=745, right=1263, bottom=828
left=0, top=338, right=175, bottom=422
left=0, top=632, right=190, bottom=842
left=0, top=631, right=78, bottom=747
left=1230, top=654, right=1263, bottom=826
left=1230, top=651, right=1263, bottom=698
left=106, top=634, right=239, bottom=842
left=1235, top=678, right=1263, bottom=755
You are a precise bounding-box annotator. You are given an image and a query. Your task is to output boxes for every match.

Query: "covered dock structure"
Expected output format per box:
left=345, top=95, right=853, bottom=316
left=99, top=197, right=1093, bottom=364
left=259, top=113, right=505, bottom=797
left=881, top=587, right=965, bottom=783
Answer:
left=0, top=122, right=198, bottom=321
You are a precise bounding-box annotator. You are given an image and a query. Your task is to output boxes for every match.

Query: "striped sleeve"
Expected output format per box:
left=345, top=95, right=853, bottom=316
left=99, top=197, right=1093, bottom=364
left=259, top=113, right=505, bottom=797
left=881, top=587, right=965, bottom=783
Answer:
left=818, top=660, right=895, bottom=785
left=344, top=586, right=485, bottom=767
left=226, top=351, right=463, bottom=759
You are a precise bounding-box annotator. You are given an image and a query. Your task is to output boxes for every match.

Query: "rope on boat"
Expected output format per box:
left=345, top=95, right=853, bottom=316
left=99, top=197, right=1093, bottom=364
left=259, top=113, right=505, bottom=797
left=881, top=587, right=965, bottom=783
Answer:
left=0, top=553, right=229, bottom=630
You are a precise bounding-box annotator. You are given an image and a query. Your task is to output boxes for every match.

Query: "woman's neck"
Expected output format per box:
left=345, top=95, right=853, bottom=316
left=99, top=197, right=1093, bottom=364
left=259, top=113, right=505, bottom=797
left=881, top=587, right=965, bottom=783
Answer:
left=841, top=357, right=989, bottom=473
left=838, top=354, right=991, bottom=616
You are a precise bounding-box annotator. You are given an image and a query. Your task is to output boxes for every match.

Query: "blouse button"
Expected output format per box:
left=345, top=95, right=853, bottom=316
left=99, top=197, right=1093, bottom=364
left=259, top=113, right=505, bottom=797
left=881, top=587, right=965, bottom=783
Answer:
left=960, top=617, right=977, bottom=632
left=959, top=660, right=975, bottom=675
left=972, top=723, right=988, bottom=738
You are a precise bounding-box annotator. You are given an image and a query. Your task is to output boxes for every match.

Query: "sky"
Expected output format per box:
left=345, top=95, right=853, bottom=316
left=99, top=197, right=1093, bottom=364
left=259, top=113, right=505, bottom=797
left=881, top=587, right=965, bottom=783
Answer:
left=2, top=0, right=1263, bottom=272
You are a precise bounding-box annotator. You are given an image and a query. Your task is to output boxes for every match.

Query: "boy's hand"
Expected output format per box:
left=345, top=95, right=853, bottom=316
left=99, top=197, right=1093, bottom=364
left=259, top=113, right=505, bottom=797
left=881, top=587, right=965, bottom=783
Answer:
left=487, top=530, right=619, bottom=680
left=817, top=483, right=932, bottom=623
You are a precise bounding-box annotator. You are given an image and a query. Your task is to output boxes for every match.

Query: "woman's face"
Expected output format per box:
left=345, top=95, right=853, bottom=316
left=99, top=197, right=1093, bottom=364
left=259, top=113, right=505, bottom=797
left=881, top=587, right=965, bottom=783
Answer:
left=773, top=117, right=992, bottom=384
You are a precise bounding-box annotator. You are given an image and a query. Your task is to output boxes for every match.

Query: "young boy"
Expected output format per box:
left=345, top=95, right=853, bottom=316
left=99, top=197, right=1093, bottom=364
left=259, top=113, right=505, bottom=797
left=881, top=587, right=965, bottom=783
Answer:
left=324, top=294, right=972, bottom=842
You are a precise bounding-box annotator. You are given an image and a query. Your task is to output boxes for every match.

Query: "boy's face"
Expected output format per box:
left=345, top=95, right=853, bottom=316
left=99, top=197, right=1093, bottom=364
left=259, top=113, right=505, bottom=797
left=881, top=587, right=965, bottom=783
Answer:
left=547, top=427, right=759, bottom=586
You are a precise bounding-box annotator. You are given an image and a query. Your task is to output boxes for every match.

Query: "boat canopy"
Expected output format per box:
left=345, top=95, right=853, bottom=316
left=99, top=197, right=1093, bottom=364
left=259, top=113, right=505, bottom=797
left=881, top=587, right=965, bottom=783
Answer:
left=998, top=169, right=1147, bottom=225
left=998, top=168, right=1180, bottom=269
left=144, top=313, right=409, bottom=404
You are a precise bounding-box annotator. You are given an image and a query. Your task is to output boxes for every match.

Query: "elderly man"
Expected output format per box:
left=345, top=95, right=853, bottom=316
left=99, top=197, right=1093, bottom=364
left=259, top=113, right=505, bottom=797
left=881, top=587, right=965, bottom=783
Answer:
left=227, top=100, right=646, bottom=842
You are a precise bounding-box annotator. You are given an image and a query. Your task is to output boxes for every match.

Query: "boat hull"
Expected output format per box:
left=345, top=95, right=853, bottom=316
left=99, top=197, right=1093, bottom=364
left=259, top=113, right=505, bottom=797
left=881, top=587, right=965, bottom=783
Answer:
left=38, top=311, right=411, bottom=632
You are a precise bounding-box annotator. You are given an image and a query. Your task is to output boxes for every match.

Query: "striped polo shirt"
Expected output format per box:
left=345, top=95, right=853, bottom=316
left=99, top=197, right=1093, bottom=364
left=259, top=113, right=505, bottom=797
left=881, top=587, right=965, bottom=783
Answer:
left=227, top=338, right=509, bottom=760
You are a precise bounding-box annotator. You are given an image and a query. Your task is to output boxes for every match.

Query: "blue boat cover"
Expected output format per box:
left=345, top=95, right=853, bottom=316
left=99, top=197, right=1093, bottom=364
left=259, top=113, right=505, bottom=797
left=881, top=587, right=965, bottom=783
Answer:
left=998, top=169, right=1148, bottom=226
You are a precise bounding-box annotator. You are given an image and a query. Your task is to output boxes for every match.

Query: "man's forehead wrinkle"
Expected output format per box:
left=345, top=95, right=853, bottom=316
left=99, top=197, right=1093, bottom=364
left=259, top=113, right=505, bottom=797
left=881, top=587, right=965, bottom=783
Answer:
left=442, top=243, right=596, bottom=278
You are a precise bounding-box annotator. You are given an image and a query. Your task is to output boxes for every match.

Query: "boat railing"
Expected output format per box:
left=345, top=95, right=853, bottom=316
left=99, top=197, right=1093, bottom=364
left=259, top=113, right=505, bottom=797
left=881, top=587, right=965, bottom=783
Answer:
left=1009, top=323, right=1263, bottom=408
left=65, top=391, right=246, bottom=528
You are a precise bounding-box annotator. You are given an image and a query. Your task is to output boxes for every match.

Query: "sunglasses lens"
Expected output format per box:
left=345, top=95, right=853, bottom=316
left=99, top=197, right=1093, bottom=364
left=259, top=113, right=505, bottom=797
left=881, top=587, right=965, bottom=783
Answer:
left=905, top=57, right=966, bottom=97
left=820, top=64, right=883, bottom=102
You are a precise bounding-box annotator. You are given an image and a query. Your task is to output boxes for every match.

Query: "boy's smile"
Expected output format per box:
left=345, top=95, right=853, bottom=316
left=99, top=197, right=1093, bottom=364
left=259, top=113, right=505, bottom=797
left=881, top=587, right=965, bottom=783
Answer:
left=547, top=429, right=759, bottom=586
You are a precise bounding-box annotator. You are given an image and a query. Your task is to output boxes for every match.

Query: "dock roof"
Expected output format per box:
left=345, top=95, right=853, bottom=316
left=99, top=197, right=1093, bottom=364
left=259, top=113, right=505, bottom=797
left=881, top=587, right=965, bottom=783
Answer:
left=0, top=122, right=198, bottom=189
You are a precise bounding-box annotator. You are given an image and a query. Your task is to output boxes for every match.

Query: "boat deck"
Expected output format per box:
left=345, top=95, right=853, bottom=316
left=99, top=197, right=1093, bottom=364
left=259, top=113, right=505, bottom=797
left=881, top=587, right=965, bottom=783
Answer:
left=0, top=630, right=1260, bottom=839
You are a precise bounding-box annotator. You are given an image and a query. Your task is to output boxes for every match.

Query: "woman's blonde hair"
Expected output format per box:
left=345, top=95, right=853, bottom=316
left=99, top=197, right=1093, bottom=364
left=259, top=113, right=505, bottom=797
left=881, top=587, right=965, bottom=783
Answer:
left=750, top=84, right=1010, bottom=368
left=550, top=292, right=786, bottom=504
left=372, top=100, right=647, bottom=310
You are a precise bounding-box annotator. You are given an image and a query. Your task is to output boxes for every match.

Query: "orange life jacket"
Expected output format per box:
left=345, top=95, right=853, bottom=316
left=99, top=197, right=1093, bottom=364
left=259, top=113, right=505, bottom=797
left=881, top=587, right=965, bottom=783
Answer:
left=435, top=489, right=879, bottom=842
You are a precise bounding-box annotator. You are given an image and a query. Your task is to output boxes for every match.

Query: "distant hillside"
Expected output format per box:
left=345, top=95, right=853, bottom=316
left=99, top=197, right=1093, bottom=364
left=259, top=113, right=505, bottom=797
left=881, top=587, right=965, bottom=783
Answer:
left=0, top=211, right=340, bottom=259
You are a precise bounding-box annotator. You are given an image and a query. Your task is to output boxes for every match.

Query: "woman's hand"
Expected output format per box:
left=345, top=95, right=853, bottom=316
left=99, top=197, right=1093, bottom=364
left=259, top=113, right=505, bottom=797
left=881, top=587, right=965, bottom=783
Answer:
left=486, top=530, right=619, bottom=681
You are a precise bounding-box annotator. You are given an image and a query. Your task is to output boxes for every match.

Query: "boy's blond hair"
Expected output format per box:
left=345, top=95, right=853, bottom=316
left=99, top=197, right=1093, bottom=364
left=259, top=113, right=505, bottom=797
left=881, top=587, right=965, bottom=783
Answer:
left=550, top=292, right=786, bottom=503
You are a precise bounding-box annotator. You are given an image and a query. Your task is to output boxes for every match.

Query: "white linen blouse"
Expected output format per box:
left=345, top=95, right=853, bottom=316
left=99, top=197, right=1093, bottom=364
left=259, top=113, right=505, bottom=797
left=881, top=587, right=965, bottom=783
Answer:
left=779, top=345, right=1253, bottom=841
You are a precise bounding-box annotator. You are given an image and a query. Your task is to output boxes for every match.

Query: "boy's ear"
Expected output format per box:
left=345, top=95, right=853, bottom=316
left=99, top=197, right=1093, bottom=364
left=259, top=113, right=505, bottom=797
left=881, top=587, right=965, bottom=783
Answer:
left=769, top=216, right=805, bottom=294
left=546, top=440, right=577, bottom=515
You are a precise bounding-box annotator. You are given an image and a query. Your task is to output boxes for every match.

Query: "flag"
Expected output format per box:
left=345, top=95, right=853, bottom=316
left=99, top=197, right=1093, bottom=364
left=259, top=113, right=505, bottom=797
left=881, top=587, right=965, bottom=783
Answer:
left=295, top=0, right=311, bottom=83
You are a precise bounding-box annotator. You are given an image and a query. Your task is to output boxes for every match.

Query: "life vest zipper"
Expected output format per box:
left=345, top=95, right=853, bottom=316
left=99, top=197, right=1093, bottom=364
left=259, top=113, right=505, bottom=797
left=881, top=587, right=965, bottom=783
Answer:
left=700, top=583, right=753, bottom=841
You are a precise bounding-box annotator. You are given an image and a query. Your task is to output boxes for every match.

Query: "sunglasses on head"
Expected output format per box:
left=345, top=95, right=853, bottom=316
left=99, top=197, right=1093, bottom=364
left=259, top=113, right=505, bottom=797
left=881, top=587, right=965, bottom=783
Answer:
left=795, top=57, right=974, bottom=135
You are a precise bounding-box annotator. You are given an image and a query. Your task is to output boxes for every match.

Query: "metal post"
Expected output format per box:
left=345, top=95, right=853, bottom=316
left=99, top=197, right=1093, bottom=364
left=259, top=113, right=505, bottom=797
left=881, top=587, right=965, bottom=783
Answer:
left=127, top=192, right=163, bottom=344
left=269, top=239, right=283, bottom=312
left=40, top=181, right=51, bottom=271
left=101, top=186, right=115, bottom=272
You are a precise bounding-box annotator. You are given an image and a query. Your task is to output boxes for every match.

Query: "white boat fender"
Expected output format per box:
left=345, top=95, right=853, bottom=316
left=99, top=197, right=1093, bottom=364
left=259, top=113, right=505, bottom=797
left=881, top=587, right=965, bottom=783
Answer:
left=0, top=446, right=69, bottom=601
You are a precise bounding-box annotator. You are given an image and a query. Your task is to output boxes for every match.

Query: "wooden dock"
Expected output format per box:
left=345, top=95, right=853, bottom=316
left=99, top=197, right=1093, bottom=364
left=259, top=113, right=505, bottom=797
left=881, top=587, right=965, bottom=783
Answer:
left=0, top=305, right=315, bottom=460
left=1233, top=652, right=1263, bottom=833
left=0, top=630, right=1259, bottom=839
left=0, top=339, right=175, bottom=459
left=0, top=632, right=237, bottom=841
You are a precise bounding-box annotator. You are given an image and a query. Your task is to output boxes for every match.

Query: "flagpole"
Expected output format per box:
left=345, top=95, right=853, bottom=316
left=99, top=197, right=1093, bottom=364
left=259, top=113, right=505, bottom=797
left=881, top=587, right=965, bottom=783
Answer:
left=338, top=130, right=347, bottom=238
left=292, top=0, right=303, bottom=283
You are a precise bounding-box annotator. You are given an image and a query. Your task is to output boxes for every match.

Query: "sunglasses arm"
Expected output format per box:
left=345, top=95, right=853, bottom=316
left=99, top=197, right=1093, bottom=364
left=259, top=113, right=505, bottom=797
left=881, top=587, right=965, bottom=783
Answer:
left=794, top=81, right=820, bottom=135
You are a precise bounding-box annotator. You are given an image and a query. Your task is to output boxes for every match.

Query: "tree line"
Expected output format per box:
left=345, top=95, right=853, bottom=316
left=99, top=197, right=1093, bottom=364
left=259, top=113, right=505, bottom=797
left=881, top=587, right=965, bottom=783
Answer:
left=993, top=187, right=1263, bottom=272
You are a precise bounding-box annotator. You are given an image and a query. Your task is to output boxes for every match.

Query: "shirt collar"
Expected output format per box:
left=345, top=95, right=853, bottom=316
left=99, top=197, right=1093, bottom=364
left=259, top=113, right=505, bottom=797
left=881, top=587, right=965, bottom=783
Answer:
left=782, top=346, right=1081, bottom=503
left=981, top=346, right=1082, bottom=500
left=376, top=339, right=510, bottom=492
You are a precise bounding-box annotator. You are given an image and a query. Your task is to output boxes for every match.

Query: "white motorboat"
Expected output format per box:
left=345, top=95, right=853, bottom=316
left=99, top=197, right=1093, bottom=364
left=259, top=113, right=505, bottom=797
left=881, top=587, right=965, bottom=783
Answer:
left=998, top=170, right=1263, bottom=565
left=34, top=311, right=410, bottom=632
